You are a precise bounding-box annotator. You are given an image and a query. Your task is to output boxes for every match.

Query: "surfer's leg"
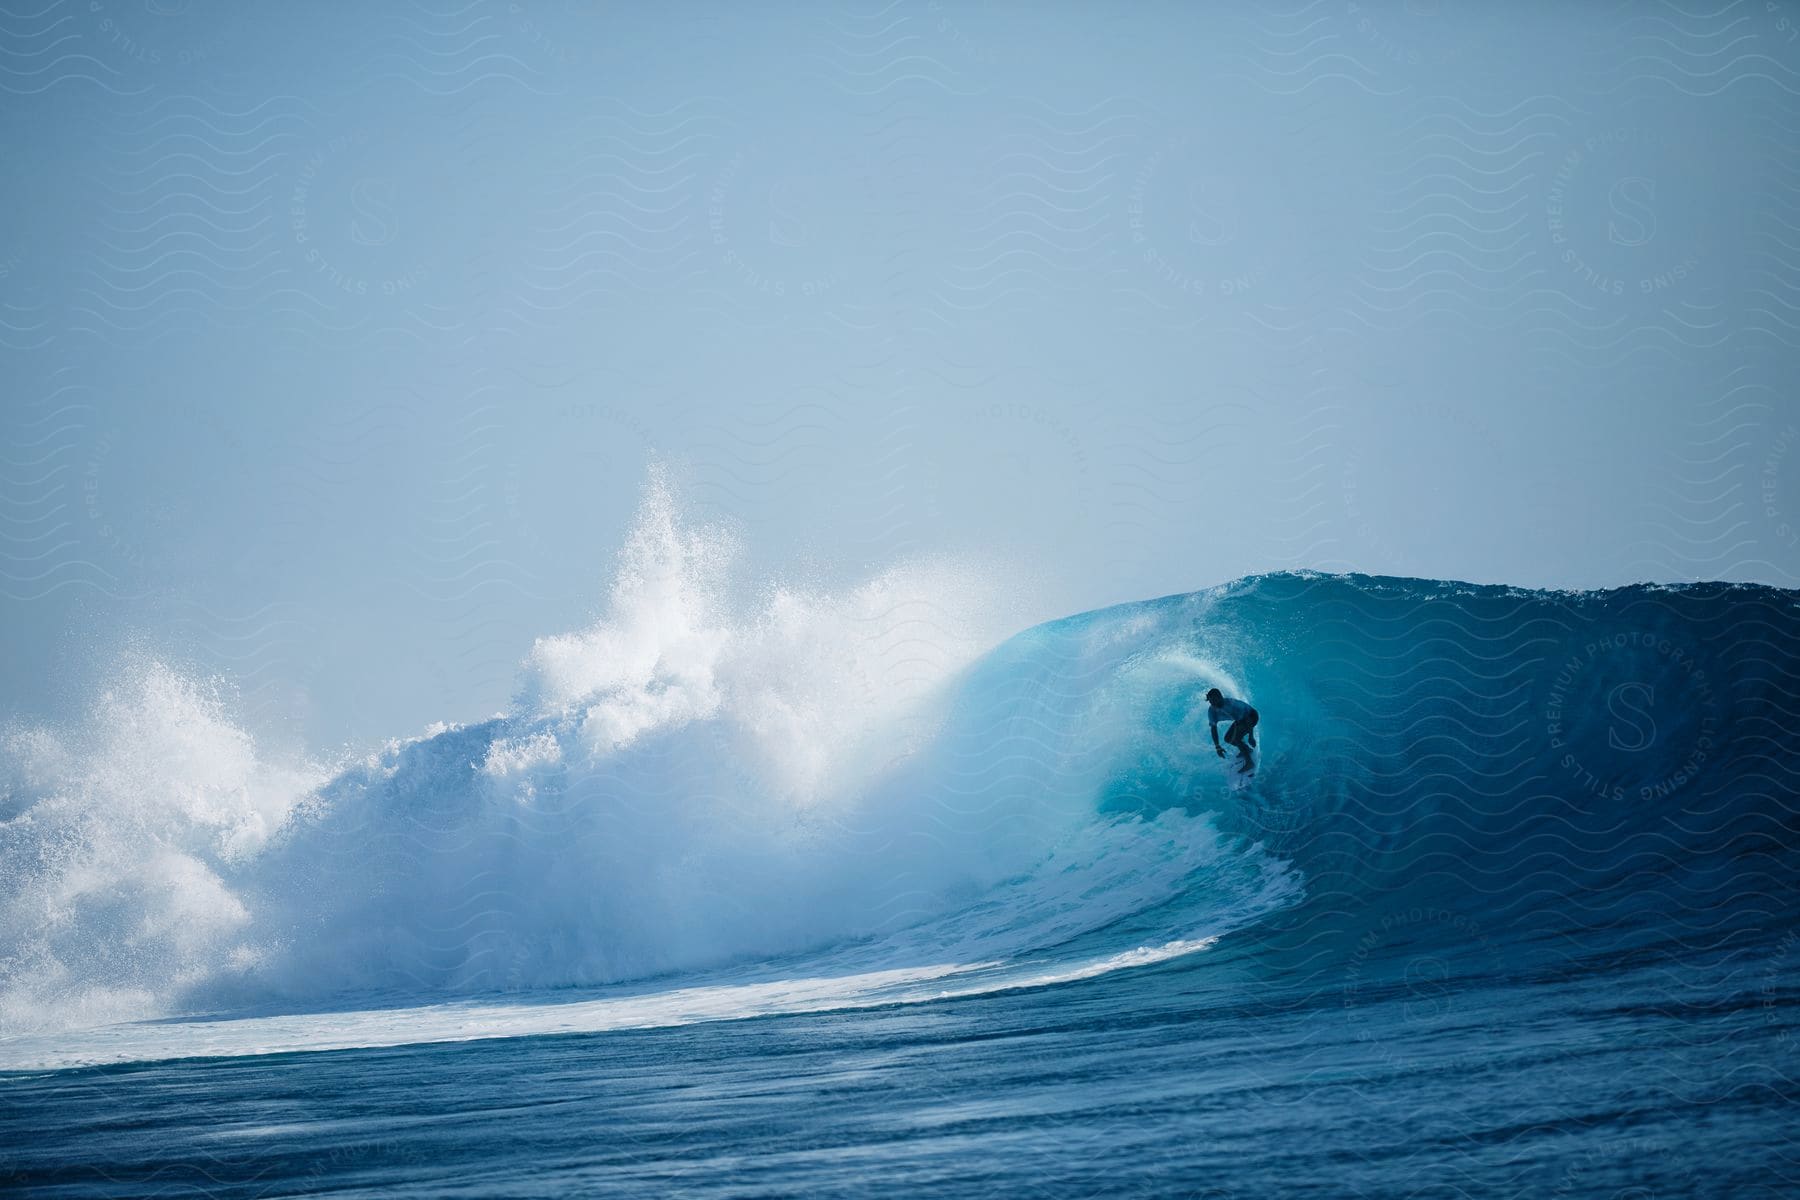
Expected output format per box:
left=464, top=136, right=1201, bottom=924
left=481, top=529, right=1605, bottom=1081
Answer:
left=1226, top=719, right=1253, bottom=767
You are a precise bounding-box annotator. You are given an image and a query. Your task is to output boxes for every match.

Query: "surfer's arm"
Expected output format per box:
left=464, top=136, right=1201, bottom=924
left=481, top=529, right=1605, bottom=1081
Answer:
left=1208, top=714, right=1224, bottom=755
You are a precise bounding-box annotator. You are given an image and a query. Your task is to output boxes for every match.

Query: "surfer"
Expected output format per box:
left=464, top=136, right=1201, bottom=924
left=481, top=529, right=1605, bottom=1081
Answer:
left=1206, top=687, right=1258, bottom=769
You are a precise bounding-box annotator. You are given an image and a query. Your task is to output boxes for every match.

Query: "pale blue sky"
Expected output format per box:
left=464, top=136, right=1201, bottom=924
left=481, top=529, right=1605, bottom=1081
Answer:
left=3, top=1, right=1797, bottom=748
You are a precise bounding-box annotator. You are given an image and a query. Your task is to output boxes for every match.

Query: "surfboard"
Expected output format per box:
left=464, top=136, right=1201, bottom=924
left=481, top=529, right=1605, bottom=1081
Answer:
left=1224, top=746, right=1256, bottom=791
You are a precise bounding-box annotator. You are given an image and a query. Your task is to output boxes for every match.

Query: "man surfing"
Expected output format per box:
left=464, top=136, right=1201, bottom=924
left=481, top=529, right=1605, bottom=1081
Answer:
left=1205, top=687, right=1259, bottom=771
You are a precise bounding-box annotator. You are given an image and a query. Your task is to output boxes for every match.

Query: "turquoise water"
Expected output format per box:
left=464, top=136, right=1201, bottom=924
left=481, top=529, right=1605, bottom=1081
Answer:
left=3, top=573, right=1798, bottom=1195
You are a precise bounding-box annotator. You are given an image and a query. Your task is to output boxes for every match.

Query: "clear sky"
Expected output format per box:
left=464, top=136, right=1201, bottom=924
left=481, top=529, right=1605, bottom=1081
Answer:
left=3, top=0, right=1797, bottom=749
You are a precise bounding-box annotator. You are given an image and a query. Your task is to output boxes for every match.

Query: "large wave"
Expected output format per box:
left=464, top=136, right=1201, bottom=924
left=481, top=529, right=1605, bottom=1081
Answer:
left=3, top=476, right=1795, bottom=1042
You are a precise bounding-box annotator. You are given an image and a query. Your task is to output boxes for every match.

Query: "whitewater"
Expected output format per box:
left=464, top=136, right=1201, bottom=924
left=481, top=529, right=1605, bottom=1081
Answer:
left=2, top=474, right=1796, bottom=1197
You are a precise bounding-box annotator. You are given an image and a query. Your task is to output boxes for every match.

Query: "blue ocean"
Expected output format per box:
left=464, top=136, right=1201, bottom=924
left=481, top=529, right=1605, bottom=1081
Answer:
left=2, top=491, right=1797, bottom=1197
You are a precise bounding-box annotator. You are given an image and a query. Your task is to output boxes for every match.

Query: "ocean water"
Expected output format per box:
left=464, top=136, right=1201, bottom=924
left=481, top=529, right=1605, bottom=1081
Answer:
left=3, top=488, right=1798, bottom=1196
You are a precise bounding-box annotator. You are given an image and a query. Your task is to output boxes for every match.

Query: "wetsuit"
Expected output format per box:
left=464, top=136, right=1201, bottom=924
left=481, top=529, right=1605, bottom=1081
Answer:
left=1208, top=695, right=1259, bottom=752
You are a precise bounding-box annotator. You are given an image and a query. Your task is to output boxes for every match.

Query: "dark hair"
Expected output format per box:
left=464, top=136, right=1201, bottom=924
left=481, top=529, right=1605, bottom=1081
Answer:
left=1205, top=687, right=1223, bottom=702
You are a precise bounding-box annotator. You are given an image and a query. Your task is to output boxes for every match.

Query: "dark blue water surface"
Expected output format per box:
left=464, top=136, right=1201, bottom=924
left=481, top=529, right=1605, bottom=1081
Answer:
left=3, top=942, right=1796, bottom=1198
left=4, top=574, right=1798, bottom=1196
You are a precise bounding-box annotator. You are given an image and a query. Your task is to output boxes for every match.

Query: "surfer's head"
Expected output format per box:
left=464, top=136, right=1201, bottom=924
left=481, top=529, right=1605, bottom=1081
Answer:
left=1205, top=687, right=1223, bottom=704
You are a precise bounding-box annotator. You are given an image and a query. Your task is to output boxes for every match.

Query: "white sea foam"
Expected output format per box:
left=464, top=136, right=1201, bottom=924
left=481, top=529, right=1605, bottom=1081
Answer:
left=0, top=664, right=325, bottom=1035
left=0, top=471, right=1290, bottom=1043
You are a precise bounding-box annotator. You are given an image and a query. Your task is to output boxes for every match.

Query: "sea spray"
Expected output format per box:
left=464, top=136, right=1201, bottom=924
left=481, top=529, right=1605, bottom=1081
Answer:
left=0, top=662, right=325, bottom=1034
left=0, top=473, right=1044, bottom=1030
